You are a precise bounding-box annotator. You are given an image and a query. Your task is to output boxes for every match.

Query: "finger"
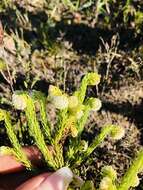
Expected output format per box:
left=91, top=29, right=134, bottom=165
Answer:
left=0, top=155, right=24, bottom=174
left=0, top=146, right=42, bottom=174
left=16, top=173, right=51, bottom=190
left=17, top=167, right=73, bottom=190
left=0, top=171, right=35, bottom=190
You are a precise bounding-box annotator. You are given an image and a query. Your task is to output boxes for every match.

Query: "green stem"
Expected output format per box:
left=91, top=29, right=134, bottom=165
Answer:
left=118, top=149, right=143, bottom=190
left=54, top=109, right=68, bottom=144
left=74, top=125, right=114, bottom=165
left=24, top=95, right=57, bottom=169
left=32, top=91, right=52, bottom=142
left=39, top=98, right=52, bottom=142
left=74, top=77, right=88, bottom=104
left=77, top=106, right=90, bottom=135
left=66, top=106, right=90, bottom=163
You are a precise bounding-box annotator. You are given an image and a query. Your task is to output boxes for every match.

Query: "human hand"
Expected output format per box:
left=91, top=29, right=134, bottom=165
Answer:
left=0, top=147, right=73, bottom=190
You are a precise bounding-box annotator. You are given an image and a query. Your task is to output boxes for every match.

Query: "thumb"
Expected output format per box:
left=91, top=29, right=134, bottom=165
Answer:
left=17, top=167, right=73, bottom=190
left=37, top=167, right=73, bottom=190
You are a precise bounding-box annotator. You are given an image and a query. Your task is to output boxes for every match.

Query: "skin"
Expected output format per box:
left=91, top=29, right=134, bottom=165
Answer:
left=0, top=146, right=72, bottom=190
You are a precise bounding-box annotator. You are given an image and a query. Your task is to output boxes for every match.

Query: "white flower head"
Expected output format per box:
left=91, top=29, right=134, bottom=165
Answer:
left=68, top=96, right=79, bottom=109
left=87, top=72, right=101, bottom=86
left=111, top=125, right=125, bottom=140
left=102, top=165, right=117, bottom=180
left=88, top=98, right=102, bottom=111
left=92, top=98, right=102, bottom=111
left=48, top=85, right=62, bottom=96
left=76, top=110, right=84, bottom=120
left=12, top=93, right=27, bottom=110
left=99, top=177, right=112, bottom=190
left=51, top=95, right=69, bottom=110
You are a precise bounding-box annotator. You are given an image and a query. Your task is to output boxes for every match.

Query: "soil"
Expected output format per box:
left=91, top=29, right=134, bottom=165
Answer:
left=0, top=0, right=143, bottom=189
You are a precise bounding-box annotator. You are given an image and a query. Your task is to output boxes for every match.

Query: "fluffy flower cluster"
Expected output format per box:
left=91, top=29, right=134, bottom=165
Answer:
left=48, top=73, right=101, bottom=138
left=48, top=85, right=102, bottom=119
left=12, top=93, right=27, bottom=110
left=99, top=166, right=117, bottom=190
left=48, top=74, right=101, bottom=111
left=99, top=176, right=112, bottom=190
left=86, top=72, right=101, bottom=86
left=110, top=125, right=125, bottom=140
left=48, top=85, right=69, bottom=110
left=87, top=97, right=102, bottom=112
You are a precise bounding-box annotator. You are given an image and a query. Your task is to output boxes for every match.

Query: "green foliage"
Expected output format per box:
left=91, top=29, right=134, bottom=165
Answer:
left=74, top=72, right=101, bottom=104
left=72, top=125, right=116, bottom=166
left=102, top=166, right=117, bottom=181
left=23, top=93, right=57, bottom=169
left=117, top=149, right=143, bottom=190
left=99, top=165, right=117, bottom=190
left=0, top=109, right=32, bottom=169
left=0, top=72, right=143, bottom=189
left=80, top=180, right=95, bottom=190
left=0, top=72, right=109, bottom=169
left=96, top=149, right=143, bottom=190
left=83, top=125, right=115, bottom=159
left=31, top=91, right=52, bottom=142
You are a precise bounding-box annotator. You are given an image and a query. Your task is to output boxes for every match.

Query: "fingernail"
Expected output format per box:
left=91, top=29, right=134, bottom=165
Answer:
left=38, top=167, right=73, bottom=190
left=55, top=167, right=73, bottom=186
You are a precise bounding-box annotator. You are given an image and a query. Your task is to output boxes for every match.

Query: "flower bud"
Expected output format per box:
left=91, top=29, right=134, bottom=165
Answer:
left=68, top=96, right=79, bottom=109
left=92, top=98, right=102, bottom=111
left=102, top=166, right=117, bottom=181
left=71, top=125, right=78, bottom=137
left=51, top=95, right=69, bottom=110
left=12, top=94, right=27, bottom=110
left=111, top=125, right=125, bottom=140
left=86, top=72, right=101, bottom=86
left=48, top=85, right=62, bottom=96
left=76, top=110, right=84, bottom=120
left=99, top=177, right=112, bottom=190
left=69, top=105, right=84, bottom=120
left=88, top=98, right=102, bottom=111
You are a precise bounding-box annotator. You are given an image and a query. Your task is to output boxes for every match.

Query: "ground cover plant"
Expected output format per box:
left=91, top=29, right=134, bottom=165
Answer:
left=0, top=72, right=143, bottom=190
left=0, top=0, right=143, bottom=189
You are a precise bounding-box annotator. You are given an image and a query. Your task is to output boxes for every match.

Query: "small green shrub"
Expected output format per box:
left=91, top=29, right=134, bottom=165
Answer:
left=0, top=72, right=143, bottom=189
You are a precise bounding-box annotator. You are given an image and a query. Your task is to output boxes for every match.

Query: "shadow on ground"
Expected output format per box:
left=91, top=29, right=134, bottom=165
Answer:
left=1, top=6, right=143, bottom=55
